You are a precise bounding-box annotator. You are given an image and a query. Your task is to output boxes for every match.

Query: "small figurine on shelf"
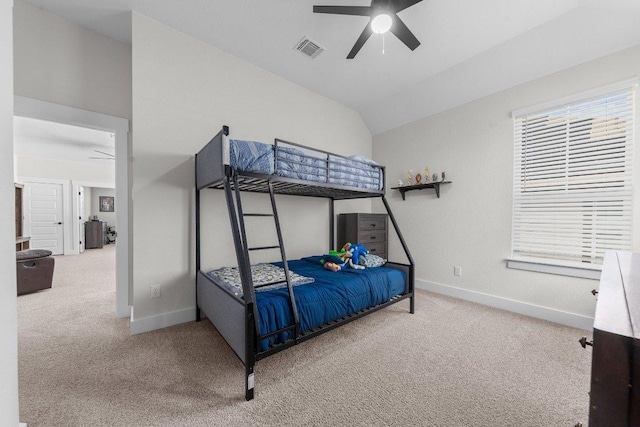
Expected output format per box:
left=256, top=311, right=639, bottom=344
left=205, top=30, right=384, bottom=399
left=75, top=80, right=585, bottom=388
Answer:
left=407, top=169, right=413, bottom=186
left=441, top=171, right=446, bottom=182
left=397, top=179, right=403, bottom=187
left=415, top=173, right=422, bottom=184
left=432, top=173, right=438, bottom=183
left=424, top=166, right=430, bottom=182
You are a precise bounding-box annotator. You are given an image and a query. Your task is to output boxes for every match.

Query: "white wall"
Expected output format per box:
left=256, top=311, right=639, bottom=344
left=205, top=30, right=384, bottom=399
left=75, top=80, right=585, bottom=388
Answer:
left=131, top=14, right=372, bottom=329
left=13, top=0, right=127, bottom=243
left=91, top=187, right=116, bottom=227
left=16, top=156, right=115, bottom=183
left=374, top=45, right=640, bottom=326
left=84, top=187, right=92, bottom=221
left=1, top=0, right=19, bottom=425
left=13, top=1, right=132, bottom=318
left=13, top=0, right=131, bottom=120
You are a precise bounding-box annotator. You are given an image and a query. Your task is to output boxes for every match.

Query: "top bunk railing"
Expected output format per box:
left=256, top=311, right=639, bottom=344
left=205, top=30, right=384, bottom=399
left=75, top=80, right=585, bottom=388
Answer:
left=195, top=126, right=385, bottom=200
left=273, top=137, right=383, bottom=179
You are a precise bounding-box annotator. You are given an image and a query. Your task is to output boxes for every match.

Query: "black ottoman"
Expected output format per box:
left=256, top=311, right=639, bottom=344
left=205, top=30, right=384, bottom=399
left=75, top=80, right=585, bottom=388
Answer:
left=16, top=249, right=54, bottom=295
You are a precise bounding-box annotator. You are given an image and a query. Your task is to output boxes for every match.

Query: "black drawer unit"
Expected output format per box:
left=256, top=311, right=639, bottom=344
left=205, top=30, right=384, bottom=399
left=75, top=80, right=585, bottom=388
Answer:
left=576, top=251, right=640, bottom=427
left=337, top=213, right=388, bottom=260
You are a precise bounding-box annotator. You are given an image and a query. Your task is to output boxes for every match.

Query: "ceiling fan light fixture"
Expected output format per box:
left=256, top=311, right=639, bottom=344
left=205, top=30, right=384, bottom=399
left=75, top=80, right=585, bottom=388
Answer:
left=371, top=13, right=392, bottom=34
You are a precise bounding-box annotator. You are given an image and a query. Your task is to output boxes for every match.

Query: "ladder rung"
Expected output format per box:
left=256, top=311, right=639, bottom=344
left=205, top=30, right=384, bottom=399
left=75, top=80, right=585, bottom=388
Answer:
left=243, top=213, right=274, bottom=217
left=254, top=280, right=288, bottom=289
left=248, top=245, right=280, bottom=251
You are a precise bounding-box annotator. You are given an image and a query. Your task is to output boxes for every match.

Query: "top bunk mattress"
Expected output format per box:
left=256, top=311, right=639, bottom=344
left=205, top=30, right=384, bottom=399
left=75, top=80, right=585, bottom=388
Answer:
left=228, top=139, right=383, bottom=191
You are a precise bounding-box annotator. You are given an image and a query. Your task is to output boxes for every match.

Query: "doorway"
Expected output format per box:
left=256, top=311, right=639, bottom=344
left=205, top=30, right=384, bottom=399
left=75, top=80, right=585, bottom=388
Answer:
left=22, top=181, right=64, bottom=255
left=14, top=96, right=130, bottom=320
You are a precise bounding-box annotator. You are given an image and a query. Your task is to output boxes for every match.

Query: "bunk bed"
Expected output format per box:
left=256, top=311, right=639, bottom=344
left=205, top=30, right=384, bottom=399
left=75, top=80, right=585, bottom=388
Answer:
left=195, top=126, right=415, bottom=400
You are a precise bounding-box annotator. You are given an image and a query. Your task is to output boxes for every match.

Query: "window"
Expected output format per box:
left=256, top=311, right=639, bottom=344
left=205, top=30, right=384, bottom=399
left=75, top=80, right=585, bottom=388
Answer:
left=511, top=84, right=635, bottom=269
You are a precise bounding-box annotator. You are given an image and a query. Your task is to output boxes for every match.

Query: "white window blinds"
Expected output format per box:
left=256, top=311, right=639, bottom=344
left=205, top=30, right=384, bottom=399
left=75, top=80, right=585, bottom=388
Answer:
left=512, top=86, right=635, bottom=266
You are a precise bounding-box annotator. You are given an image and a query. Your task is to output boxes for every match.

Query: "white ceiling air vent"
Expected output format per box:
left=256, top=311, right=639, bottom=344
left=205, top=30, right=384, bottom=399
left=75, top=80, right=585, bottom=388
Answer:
left=294, top=37, right=324, bottom=60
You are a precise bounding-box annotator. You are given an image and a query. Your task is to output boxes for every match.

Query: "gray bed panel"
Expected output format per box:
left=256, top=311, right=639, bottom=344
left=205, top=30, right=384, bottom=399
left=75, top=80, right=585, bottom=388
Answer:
left=196, top=130, right=225, bottom=189
left=197, top=271, right=246, bottom=363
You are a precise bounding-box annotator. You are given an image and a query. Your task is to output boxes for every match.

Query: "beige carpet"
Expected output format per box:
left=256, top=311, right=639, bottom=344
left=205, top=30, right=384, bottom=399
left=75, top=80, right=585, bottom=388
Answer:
left=18, top=245, right=592, bottom=426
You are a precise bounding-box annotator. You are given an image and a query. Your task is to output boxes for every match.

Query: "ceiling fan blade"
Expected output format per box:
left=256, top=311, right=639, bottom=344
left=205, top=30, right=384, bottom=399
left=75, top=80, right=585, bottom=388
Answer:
left=390, top=16, right=420, bottom=51
left=313, top=5, right=371, bottom=16
left=94, top=149, right=115, bottom=157
left=393, top=0, right=423, bottom=13
left=347, top=23, right=373, bottom=59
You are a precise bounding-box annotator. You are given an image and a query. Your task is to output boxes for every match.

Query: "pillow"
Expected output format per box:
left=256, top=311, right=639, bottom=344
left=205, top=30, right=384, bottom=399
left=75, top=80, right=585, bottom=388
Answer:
left=348, top=154, right=381, bottom=166
left=360, top=254, right=386, bottom=268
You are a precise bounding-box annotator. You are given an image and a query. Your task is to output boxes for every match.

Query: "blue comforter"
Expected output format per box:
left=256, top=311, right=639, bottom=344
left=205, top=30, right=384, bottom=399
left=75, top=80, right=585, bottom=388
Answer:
left=255, top=257, right=406, bottom=351
left=228, top=139, right=383, bottom=190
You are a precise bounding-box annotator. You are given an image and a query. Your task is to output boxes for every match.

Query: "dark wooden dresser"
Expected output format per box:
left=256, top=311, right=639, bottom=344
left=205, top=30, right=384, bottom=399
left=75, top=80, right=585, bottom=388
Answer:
left=85, top=220, right=106, bottom=249
left=337, top=213, right=388, bottom=259
left=582, top=251, right=640, bottom=427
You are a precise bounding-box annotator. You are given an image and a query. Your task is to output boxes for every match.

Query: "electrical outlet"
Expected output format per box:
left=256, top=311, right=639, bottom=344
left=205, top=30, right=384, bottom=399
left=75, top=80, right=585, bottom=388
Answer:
left=454, top=266, right=462, bottom=277
left=150, top=285, right=161, bottom=299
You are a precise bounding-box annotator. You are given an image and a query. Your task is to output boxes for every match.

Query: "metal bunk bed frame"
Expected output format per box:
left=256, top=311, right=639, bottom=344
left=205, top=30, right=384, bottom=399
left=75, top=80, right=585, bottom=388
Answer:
left=195, top=126, right=415, bottom=400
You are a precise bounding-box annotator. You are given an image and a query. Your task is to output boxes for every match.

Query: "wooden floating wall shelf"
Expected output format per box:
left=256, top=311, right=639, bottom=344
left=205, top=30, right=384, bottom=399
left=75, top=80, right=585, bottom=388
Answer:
left=391, top=181, right=452, bottom=200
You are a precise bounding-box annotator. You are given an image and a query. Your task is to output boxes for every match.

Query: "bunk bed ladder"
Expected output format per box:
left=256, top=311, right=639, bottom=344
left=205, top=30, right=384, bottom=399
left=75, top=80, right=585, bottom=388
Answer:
left=229, top=174, right=301, bottom=399
left=233, top=176, right=301, bottom=341
left=267, top=181, right=301, bottom=340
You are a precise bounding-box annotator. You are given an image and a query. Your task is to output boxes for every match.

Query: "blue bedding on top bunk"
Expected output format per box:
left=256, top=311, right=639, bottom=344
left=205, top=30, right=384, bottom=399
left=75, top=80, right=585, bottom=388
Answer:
left=276, top=147, right=328, bottom=183
left=254, top=257, right=406, bottom=351
left=328, top=155, right=381, bottom=189
left=229, top=139, right=275, bottom=175
left=228, top=139, right=382, bottom=190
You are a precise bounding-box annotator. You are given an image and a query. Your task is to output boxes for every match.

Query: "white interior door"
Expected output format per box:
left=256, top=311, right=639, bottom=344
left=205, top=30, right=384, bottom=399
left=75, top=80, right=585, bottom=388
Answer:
left=78, top=186, right=85, bottom=253
left=24, top=182, right=64, bottom=255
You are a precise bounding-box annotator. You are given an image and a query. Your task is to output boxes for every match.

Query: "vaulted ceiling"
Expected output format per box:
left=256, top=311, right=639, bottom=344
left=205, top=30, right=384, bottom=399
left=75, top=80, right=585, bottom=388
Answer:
left=21, top=0, right=640, bottom=134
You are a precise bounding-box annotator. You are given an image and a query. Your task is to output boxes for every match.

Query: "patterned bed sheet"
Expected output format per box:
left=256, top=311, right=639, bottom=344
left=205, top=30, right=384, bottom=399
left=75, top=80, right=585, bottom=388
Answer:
left=206, top=263, right=314, bottom=297
left=228, top=139, right=383, bottom=190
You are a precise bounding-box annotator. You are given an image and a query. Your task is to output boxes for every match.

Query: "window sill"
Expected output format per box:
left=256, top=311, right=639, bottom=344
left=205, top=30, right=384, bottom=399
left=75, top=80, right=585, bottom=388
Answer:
left=507, top=257, right=601, bottom=280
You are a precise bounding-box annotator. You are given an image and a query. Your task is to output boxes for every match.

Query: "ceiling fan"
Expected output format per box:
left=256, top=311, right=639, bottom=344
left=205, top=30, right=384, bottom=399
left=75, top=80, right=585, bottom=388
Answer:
left=89, top=149, right=115, bottom=160
left=313, top=0, right=423, bottom=59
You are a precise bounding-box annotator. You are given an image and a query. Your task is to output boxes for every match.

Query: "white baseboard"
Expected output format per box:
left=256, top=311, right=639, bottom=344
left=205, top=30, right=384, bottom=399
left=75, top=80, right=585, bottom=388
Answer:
left=128, top=284, right=593, bottom=334
left=130, top=307, right=195, bottom=335
left=20, top=423, right=27, bottom=427
left=416, top=279, right=593, bottom=331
